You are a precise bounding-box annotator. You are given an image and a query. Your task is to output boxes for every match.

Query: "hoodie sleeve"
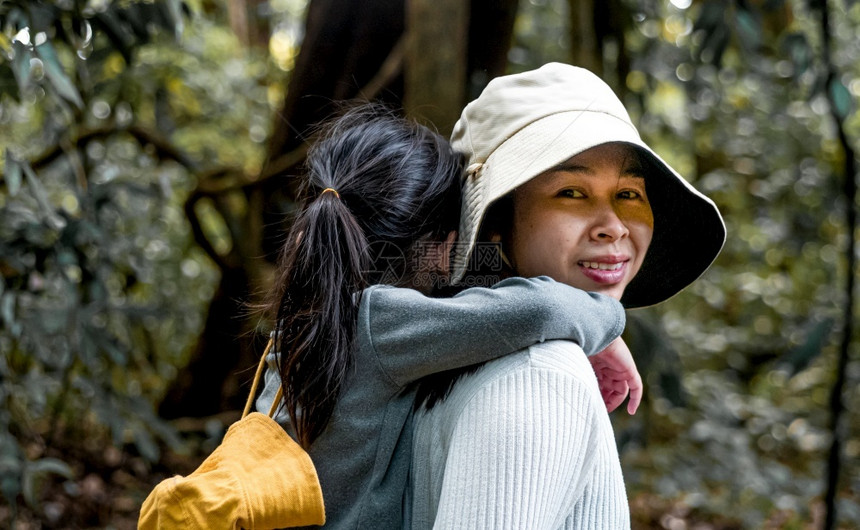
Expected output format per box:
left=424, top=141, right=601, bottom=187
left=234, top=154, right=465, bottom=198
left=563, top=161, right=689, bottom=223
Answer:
left=361, top=276, right=625, bottom=388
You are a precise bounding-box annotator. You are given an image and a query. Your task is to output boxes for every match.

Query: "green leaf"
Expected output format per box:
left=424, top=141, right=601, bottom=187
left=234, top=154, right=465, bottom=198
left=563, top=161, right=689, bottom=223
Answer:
left=34, top=40, right=83, bottom=109
left=700, top=23, right=730, bottom=66
left=23, top=2, right=59, bottom=34
left=133, top=424, right=161, bottom=462
left=828, top=78, right=853, bottom=122
left=4, top=150, right=22, bottom=196
left=778, top=318, right=833, bottom=376
left=735, top=9, right=762, bottom=51
left=96, top=331, right=128, bottom=366
left=782, top=33, right=811, bottom=77
left=129, top=398, right=185, bottom=452
left=1, top=293, right=15, bottom=329
left=25, top=458, right=74, bottom=479
left=118, top=4, right=153, bottom=41
left=11, top=40, right=32, bottom=90
left=0, top=445, right=23, bottom=508
left=92, top=10, right=134, bottom=64
left=693, top=1, right=724, bottom=33
left=21, top=458, right=74, bottom=508
left=165, top=0, right=185, bottom=39
left=0, top=62, right=21, bottom=101
left=21, top=161, right=66, bottom=230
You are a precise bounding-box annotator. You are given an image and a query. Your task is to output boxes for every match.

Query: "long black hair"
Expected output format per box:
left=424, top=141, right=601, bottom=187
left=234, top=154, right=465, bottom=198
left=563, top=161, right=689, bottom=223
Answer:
left=267, top=104, right=462, bottom=448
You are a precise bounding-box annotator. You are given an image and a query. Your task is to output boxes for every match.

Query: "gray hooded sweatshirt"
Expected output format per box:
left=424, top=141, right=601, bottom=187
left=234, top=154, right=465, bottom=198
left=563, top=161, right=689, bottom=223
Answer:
left=256, top=276, right=625, bottom=529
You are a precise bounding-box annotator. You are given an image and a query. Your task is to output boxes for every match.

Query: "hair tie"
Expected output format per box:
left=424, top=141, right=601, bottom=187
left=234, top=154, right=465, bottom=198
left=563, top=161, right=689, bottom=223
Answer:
left=320, top=187, right=340, bottom=199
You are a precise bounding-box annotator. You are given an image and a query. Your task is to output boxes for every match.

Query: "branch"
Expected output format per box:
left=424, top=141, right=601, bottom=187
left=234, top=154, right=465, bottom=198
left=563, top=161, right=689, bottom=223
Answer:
left=819, top=2, right=858, bottom=529
left=0, top=124, right=201, bottom=188
left=183, top=36, right=406, bottom=200
left=193, top=143, right=309, bottom=196
left=358, top=35, right=406, bottom=102
left=183, top=190, right=240, bottom=271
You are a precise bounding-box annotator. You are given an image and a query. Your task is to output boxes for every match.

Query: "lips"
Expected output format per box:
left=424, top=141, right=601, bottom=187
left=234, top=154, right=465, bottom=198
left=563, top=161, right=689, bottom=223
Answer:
left=577, top=257, right=628, bottom=284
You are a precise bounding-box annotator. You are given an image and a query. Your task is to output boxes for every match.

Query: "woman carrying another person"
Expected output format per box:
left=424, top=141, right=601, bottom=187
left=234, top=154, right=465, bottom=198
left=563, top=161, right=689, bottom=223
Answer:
left=410, top=63, right=726, bottom=529
left=255, top=104, right=644, bottom=528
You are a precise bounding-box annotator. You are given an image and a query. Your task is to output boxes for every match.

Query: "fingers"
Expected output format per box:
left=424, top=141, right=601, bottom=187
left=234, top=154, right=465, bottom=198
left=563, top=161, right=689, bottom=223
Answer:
left=601, top=378, right=629, bottom=394
left=626, top=383, right=642, bottom=415
left=600, top=380, right=628, bottom=412
left=596, top=372, right=643, bottom=415
left=626, top=369, right=644, bottom=415
left=602, top=387, right=625, bottom=413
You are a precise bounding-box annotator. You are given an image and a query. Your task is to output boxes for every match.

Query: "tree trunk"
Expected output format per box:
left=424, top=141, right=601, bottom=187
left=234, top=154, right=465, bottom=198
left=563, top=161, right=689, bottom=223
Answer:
left=158, top=266, right=253, bottom=418
left=161, top=0, right=522, bottom=418
left=404, top=0, right=469, bottom=136
left=567, top=0, right=630, bottom=97
left=264, top=0, right=406, bottom=165
left=466, top=0, right=519, bottom=98
left=261, top=0, right=407, bottom=260
left=228, top=0, right=270, bottom=48
left=568, top=0, right=601, bottom=76
left=160, top=0, right=407, bottom=417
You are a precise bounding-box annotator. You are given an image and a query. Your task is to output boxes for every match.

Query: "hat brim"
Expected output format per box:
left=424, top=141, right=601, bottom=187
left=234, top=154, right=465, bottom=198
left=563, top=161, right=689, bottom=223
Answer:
left=453, top=109, right=726, bottom=308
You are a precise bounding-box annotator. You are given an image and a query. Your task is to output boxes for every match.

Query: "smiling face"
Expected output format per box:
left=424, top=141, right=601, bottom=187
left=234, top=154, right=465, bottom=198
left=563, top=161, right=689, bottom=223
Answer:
left=507, top=143, right=654, bottom=300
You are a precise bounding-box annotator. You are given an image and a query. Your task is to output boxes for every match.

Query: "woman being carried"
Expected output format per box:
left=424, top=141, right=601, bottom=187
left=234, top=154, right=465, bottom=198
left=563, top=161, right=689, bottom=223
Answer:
left=256, top=104, right=643, bottom=528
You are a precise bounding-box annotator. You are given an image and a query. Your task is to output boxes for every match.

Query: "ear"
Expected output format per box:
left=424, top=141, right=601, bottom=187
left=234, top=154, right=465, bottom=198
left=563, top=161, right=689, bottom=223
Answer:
left=438, top=231, right=457, bottom=275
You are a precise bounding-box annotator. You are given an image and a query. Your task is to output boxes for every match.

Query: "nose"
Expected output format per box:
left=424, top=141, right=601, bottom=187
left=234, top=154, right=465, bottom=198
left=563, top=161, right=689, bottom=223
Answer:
left=589, top=205, right=629, bottom=242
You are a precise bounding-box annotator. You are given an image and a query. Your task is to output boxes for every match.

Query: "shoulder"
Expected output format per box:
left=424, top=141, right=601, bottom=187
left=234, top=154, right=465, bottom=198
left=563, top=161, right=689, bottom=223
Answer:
left=416, top=342, right=610, bottom=483
left=468, top=340, right=597, bottom=392
left=421, top=340, right=601, bottom=425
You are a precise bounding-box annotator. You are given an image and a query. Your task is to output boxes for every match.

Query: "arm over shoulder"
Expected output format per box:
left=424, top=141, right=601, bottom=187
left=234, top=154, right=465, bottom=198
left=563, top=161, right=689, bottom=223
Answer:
left=364, top=277, right=625, bottom=387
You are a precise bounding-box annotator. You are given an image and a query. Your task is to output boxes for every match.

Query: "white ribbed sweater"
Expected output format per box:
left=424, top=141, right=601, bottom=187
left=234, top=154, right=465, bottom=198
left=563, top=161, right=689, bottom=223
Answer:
left=410, top=340, right=630, bottom=529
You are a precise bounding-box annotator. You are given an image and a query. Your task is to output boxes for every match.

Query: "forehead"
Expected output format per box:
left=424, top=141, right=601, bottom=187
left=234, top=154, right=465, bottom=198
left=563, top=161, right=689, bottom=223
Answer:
left=522, top=143, right=646, bottom=190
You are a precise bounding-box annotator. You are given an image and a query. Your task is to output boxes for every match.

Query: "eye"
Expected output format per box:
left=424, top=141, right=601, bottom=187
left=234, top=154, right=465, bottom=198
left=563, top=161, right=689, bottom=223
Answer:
left=557, top=188, right=586, bottom=199
left=617, top=189, right=644, bottom=200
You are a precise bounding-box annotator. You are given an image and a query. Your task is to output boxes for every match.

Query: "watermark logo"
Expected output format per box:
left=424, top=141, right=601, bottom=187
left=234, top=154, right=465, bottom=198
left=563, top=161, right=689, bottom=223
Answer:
left=361, top=240, right=505, bottom=288
left=362, top=241, right=406, bottom=284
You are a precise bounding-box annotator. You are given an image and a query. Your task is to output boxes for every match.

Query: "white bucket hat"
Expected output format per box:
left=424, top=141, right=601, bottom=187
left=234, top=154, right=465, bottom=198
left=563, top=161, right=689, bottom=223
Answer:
left=451, top=62, right=726, bottom=308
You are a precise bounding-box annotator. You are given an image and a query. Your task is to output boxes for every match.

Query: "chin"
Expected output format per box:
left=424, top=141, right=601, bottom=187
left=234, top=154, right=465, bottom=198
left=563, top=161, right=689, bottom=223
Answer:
left=593, top=285, right=625, bottom=300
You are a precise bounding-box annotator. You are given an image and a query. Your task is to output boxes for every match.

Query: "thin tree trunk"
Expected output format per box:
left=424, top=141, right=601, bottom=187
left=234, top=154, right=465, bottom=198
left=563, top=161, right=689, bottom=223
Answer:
left=466, top=0, right=519, bottom=99
left=404, top=0, right=469, bottom=136
left=568, top=0, right=601, bottom=76
left=158, top=267, right=252, bottom=418
left=819, top=1, right=857, bottom=528
left=566, top=0, right=630, bottom=97
left=228, top=0, right=270, bottom=48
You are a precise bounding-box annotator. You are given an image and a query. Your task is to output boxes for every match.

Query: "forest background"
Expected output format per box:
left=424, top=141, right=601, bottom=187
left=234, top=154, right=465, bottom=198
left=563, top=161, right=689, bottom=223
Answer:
left=0, top=0, right=858, bottom=528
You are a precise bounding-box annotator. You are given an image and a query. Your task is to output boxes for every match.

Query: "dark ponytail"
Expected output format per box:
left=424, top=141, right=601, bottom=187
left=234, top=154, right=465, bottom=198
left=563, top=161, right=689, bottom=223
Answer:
left=267, top=104, right=462, bottom=447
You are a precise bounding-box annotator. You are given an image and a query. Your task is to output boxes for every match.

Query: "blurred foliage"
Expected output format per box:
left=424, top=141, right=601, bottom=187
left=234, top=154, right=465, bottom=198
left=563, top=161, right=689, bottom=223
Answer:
left=0, top=0, right=287, bottom=524
left=1, top=0, right=859, bottom=528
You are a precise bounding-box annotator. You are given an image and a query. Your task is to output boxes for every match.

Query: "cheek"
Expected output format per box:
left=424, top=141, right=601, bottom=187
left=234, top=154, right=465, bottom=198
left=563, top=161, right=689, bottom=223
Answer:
left=637, top=212, right=654, bottom=248
left=622, top=204, right=654, bottom=252
left=510, top=212, right=576, bottom=275
left=629, top=218, right=654, bottom=271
